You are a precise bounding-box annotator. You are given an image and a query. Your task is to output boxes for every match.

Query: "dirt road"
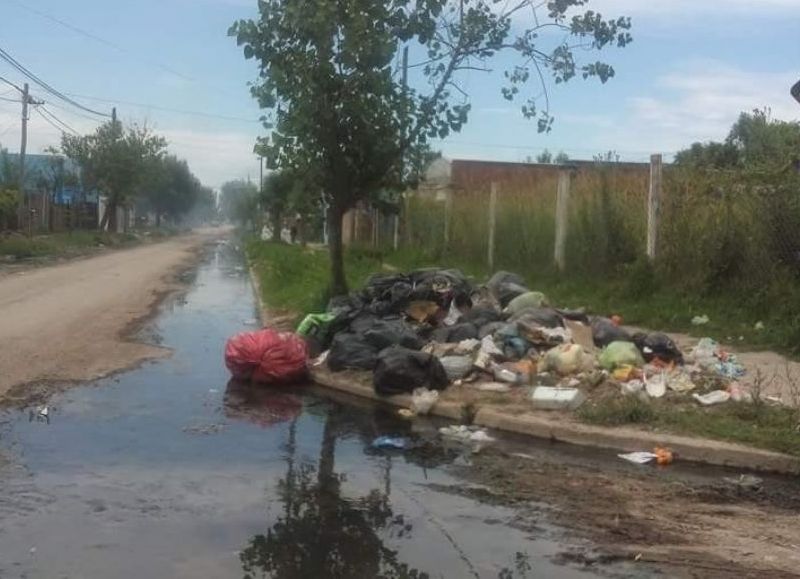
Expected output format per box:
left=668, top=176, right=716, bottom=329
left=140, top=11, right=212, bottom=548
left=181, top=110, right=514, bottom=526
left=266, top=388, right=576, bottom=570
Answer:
left=0, top=230, right=223, bottom=404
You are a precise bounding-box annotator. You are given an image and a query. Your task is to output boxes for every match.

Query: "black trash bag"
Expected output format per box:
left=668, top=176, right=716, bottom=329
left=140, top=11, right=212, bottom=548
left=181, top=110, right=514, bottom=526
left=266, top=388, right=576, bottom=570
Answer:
left=591, top=317, right=632, bottom=348
left=495, top=282, right=530, bottom=308
left=478, top=321, right=506, bottom=339
left=487, top=271, right=526, bottom=293
left=363, top=318, right=425, bottom=350
left=373, top=346, right=449, bottom=396
left=409, top=268, right=471, bottom=304
left=510, top=307, right=564, bottom=328
left=431, top=322, right=479, bottom=343
left=632, top=332, right=683, bottom=363
left=349, top=312, right=381, bottom=334
left=328, top=333, right=380, bottom=372
left=458, top=305, right=503, bottom=328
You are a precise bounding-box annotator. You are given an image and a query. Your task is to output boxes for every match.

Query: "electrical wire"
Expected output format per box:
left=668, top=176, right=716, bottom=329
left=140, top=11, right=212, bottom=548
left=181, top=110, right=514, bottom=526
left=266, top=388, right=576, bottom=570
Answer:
left=0, top=46, right=111, bottom=117
left=6, top=0, right=194, bottom=82
left=33, top=105, right=78, bottom=135
left=0, top=95, right=20, bottom=103
left=40, top=105, right=80, bottom=135
left=63, top=92, right=260, bottom=123
left=0, top=74, right=23, bottom=93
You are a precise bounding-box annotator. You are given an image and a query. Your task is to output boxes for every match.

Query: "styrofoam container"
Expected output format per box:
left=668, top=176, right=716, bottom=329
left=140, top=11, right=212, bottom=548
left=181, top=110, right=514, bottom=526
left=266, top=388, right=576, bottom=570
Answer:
left=531, top=386, right=586, bottom=410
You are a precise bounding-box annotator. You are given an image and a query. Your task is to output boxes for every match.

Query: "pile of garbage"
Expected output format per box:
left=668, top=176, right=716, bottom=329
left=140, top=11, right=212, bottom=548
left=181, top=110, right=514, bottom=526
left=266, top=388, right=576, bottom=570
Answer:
left=295, top=268, right=751, bottom=410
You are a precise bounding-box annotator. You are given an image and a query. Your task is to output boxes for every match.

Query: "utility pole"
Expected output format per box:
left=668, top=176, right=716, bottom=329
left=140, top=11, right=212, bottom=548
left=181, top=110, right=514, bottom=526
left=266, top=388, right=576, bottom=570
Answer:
left=18, top=83, right=43, bottom=230
left=18, top=82, right=30, bottom=221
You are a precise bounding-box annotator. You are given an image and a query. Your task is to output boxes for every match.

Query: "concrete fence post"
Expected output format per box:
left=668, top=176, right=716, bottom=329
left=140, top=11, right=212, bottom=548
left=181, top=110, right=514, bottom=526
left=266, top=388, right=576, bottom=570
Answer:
left=444, top=189, right=453, bottom=249
left=488, top=182, right=498, bottom=271
left=554, top=169, right=571, bottom=271
left=647, top=153, right=663, bottom=261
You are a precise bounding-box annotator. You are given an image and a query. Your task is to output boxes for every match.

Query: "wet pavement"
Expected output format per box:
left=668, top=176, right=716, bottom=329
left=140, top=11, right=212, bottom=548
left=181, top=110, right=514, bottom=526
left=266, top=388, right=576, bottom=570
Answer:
left=0, top=240, right=655, bottom=579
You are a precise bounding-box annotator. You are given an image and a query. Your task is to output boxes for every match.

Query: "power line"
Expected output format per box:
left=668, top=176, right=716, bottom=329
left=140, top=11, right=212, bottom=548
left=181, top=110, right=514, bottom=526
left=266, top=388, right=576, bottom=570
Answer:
left=35, top=105, right=79, bottom=135
left=0, top=74, right=23, bottom=93
left=6, top=0, right=194, bottom=82
left=0, top=46, right=111, bottom=117
left=0, top=95, right=20, bottom=103
left=63, top=92, right=260, bottom=123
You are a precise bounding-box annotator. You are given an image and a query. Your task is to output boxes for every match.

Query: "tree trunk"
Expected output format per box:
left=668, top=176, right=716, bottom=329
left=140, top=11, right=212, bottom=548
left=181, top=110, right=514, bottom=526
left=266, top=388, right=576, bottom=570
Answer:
left=99, top=201, right=112, bottom=231
left=271, top=209, right=282, bottom=243
left=328, top=205, right=348, bottom=296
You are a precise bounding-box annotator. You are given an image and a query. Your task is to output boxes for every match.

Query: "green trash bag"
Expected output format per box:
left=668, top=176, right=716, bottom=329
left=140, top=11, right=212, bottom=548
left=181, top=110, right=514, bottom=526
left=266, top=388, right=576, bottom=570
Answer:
left=503, top=291, right=549, bottom=316
left=599, top=341, right=644, bottom=371
left=297, top=313, right=336, bottom=337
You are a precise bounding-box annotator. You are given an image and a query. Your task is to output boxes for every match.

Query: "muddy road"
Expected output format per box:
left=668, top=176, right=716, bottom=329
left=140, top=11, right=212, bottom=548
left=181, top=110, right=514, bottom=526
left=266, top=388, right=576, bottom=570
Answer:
left=0, top=239, right=798, bottom=578
left=0, top=228, right=226, bottom=401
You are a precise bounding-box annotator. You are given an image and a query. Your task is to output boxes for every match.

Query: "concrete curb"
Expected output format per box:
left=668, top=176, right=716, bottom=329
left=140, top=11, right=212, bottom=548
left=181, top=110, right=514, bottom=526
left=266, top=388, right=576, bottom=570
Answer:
left=312, top=368, right=800, bottom=474
left=248, top=263, right=800, bottom=475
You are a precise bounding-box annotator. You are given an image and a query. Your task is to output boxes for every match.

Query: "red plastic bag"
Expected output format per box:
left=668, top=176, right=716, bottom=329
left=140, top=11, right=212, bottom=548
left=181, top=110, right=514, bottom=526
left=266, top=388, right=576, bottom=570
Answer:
left=225, top=329, right=308, bottom=384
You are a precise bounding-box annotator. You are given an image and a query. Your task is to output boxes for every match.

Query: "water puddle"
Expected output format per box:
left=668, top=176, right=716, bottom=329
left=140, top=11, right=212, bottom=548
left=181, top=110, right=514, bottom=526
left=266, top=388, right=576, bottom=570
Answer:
left=0, top=241, right=650, bottom=578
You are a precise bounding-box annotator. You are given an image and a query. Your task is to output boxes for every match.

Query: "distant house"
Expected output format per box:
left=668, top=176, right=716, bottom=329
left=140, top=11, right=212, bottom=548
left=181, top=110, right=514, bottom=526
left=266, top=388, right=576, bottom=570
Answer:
left=0, top=152, right=100, bottom=231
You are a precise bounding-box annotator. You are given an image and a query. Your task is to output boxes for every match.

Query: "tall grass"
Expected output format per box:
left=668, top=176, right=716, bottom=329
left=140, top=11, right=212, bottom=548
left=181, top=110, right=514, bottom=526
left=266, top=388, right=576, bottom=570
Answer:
left=395, top=163, right=800, bottom=354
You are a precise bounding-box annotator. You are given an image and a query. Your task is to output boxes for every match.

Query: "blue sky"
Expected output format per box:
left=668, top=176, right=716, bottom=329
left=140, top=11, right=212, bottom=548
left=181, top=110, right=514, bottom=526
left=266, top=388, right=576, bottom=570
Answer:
left=0, top=0, right=798, bottom=188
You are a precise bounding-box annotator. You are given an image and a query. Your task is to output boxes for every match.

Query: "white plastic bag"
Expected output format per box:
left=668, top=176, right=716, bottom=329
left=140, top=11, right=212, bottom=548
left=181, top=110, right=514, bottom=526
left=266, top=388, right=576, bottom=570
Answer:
left=411, top=388, right=439, bottom=415
left=693, top=390, right=730, bottom=406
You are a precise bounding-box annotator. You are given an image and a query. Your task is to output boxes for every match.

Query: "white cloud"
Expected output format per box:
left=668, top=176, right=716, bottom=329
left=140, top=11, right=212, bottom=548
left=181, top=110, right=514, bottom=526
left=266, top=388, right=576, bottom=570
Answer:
left=161, top=127, right=261, bottom=188
left=618, top=63, right=799, bottom=153
left=588, top=0, right=799, bottom=16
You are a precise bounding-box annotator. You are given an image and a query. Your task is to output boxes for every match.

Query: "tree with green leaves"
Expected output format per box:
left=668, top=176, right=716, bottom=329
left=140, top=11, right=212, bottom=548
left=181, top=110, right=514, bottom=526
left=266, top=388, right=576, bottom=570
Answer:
left=261, top=169, right=294, bottom=242
left=141, top=155, right=203, bottom=227
left=221, top=179, right=260, bottom=228
left=231, top=0, right=632, bottom=295
left=58, top=120, right=166, bottom=231
left=675, top=108, right=800, bottom=171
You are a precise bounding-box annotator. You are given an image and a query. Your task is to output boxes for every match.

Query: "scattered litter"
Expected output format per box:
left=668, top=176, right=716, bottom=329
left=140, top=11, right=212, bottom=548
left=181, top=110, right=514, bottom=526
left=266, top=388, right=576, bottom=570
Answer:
left=312, top=350, right=330, bottom=367
left=654, top=446, right=674, bottom=465
left=371, top=436, right=409, bottom=450
left=723, top=474, right=763, bottom=491
left=540, top=344, right=594, bottom=375
left=440, top=356, right=473, bottom=381
left=690, top=338, right=746, bottom=379
left=562, top=319, right=594, bottom=351
left=504, top=291, right=549, bottom=316
left=599, top=341, right=645, bottom=371
left=492, top=364, right=521, bottom=384
left=612, top=364, right=640, bottom=382
left=398, top=408, right=415, bottom=419
left=644, top=372, right=667, bottom=398
left=621, top=379, right=645, bottom=396
left=29, top=406, right=50, bottom=424
left=531, top=386, right=586, bottom=410
left=411, top=388, right=440, bottom=415
left=471, top=382, right=512, bottom=393
left=666, top=370, right=696, bottom=393
left=693, top=390, right=731, bottom=406
left=754, top=321, right=765, bottom=331
left=727, top=382, right=752, bottom=403
left=439, top=425, right=496, bottom=444
left=469, top=430, right=495, bottom=443
left=691, top=315, right=710, bottom=326
left=619, top=447, right=674, bottom=465
left=618, top=451, right=658, bottom=465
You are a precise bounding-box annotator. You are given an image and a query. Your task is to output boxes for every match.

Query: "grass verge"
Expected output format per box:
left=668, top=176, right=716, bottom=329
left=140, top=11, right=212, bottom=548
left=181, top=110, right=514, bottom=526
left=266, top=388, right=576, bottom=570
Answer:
left=245, top=238, right=384, bottom=323
left=0, top=230, right=152, bottom=259
left=578, top=396, right=800, bottom=456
